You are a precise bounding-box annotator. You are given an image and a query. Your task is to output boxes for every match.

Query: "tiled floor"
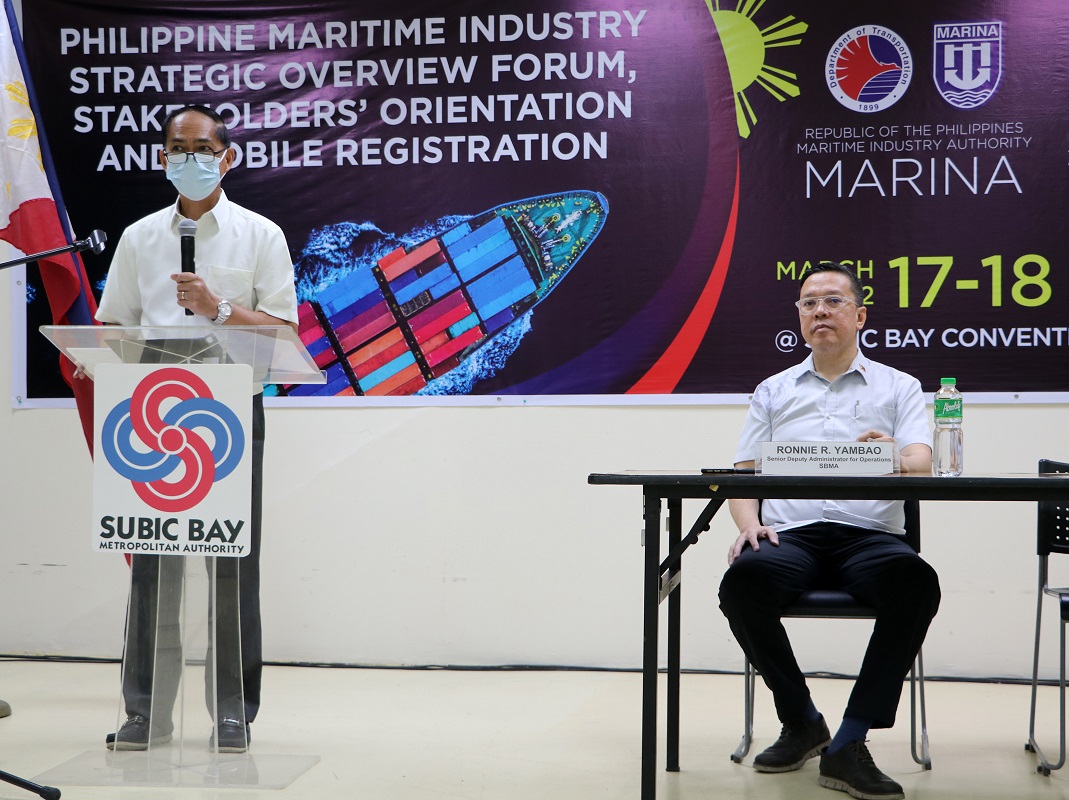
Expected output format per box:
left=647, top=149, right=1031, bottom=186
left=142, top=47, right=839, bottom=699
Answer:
left=0, top=659, right=1066, bottom=799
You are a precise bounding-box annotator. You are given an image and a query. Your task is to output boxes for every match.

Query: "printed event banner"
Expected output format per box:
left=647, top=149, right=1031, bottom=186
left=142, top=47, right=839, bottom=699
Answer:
left=15, top=0, right=1069, bottom=403
left=93, top=363, right=252, bottom=557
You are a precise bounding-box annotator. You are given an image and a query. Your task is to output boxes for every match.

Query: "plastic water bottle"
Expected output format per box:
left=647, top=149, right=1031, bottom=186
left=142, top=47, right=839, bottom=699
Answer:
left=933, top=377, right=963, bottom=476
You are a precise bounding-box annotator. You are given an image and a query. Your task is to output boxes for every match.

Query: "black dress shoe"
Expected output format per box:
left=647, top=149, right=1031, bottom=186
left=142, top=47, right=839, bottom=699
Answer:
left=819, top=740, right=904, bottom=799
left=210, top=718, right=251, bottom=753
left=753, top=714, right=831, bottom=772
left=105, top=715, right=173, bottom=751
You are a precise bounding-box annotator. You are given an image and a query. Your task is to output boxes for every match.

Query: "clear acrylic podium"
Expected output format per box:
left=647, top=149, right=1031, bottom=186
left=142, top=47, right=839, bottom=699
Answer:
left=39, top=323, right=326, bottom=386
left=37, top=325, right=325, bottom=791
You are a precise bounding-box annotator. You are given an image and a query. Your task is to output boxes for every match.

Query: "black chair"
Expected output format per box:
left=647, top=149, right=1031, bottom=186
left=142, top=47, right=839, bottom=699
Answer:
left=730, top=499, right=931, bottom=769
left=1025, top=458, right=1069, bottom=775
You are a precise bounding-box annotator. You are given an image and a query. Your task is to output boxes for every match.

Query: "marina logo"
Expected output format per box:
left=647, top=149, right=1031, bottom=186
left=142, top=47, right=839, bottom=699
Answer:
left=933, top=21, right=1003, bottom=109
left=100, top=368, right=245, bottom=513
left=826, top=25, right=912, bottom=113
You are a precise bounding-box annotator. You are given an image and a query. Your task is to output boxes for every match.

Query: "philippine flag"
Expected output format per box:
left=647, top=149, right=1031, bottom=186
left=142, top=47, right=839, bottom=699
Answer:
left=0, top=0, right=98, bottom=451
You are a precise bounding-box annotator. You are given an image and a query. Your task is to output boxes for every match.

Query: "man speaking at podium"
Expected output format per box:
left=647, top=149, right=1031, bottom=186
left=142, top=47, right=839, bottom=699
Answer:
left=95, top=104, right=298, bottom=753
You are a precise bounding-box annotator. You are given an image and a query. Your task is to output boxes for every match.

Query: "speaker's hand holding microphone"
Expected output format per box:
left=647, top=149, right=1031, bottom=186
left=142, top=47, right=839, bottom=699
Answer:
left=176, top=218, right=197, bottom=315
left=173, top=218, right=230, bottom=323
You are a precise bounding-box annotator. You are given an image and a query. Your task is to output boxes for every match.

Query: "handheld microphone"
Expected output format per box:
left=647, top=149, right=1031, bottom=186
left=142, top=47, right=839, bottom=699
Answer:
left=178, top=218, right=196, bottom=315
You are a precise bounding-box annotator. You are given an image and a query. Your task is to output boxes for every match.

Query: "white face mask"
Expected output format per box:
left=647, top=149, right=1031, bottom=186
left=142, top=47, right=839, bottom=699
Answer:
left=166, top=156, right=223, bottom=202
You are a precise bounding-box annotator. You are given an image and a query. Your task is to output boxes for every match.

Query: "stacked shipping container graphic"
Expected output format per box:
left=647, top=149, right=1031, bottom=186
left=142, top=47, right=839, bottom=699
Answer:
left=284, top=191, right=608, bottom=397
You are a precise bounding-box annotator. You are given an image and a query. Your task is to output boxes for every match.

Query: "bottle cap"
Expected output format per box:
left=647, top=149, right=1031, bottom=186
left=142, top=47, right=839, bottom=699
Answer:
left=940, top=377, right=956, bottom=385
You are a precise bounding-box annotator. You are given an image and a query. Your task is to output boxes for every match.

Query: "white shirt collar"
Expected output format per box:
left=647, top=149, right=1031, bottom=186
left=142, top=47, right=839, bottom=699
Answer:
left=168, top=189, right=230, bottom=234
left=798, top=349, right=871, bottom=386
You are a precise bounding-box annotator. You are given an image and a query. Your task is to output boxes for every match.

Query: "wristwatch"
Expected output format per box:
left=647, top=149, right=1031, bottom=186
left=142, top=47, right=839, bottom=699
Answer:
left=212, top=299, right=233, bottom=325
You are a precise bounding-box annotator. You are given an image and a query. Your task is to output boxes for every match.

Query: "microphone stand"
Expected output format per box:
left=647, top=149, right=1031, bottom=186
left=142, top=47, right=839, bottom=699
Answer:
left=0, top=768, right=60, bottom=800
left=0, top=229, right=107, bottom=271
left=0, top=231, right=95, bottom=800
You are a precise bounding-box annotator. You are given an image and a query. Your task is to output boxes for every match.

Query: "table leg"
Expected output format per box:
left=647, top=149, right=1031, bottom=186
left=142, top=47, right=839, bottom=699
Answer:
left=641, top=489, right=661, bottom=800
left=666, top=497, right=682, bottom=772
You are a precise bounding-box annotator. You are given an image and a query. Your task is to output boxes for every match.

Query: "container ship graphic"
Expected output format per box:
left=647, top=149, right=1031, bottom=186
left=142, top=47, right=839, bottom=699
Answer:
left=282, top=190, right=608, bottom=397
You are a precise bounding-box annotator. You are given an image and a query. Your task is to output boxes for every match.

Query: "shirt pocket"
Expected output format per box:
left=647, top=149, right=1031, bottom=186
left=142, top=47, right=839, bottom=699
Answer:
left=200, top=263, right=255, bottom=309
left=853, top=403, right=897, bottom=434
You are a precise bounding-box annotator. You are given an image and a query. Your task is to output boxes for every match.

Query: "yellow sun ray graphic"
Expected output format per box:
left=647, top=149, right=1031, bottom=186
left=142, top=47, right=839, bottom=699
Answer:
left=706, top=0, right=807, bottom=138
left=5, top=80, right=43, bottom=169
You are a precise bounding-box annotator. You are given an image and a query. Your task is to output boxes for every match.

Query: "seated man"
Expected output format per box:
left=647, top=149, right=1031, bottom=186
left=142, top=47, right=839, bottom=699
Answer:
left=718, top=261, right=940, bottom=800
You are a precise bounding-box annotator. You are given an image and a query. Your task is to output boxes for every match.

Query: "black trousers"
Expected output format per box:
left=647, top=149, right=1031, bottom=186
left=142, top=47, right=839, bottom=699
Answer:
left=718, top=522, right=940, bottom=729
left=121, top=394, right=264, bottom=729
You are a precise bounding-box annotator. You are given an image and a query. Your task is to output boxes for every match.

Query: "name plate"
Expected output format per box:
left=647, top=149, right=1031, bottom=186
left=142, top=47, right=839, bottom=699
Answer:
left=758, top=441, right=896, bottom=475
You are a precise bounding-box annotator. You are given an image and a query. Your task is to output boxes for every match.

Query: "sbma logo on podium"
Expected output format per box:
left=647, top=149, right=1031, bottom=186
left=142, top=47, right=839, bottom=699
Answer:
left=93, top=364, right=253, bottom=557
left=101, top=367, right=244, bottom=512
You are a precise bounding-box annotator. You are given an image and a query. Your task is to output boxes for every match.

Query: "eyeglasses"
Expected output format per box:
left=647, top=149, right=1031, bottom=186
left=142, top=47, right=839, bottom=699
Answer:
left=794, top=295, right=856, bottom=315
left=164, top=148, right=227, bottom=165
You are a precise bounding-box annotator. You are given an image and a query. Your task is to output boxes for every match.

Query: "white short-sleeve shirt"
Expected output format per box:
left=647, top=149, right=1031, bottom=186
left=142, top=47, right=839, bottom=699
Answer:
left=734, top=351, right=931, bottom=534
left=97, top=191, right=298, bottom=328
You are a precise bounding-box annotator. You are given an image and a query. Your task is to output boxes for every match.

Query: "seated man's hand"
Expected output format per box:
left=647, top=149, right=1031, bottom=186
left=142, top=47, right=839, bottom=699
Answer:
left=728, top=524, right=780, bottom=565
left=856, top=428, right=892, bottom=444
left=856, top=428, right=901, bottom=471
